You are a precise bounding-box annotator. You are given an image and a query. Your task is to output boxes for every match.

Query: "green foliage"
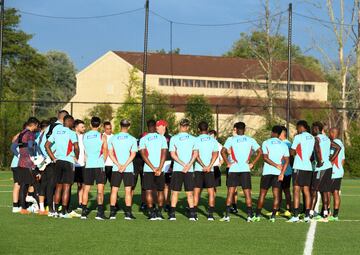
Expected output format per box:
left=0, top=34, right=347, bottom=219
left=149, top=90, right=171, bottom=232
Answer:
left=344, top=123, right=360, bottom=177
left=184, top=95, right=214, bottom=135
left=83, top=104, right=114, bottom=128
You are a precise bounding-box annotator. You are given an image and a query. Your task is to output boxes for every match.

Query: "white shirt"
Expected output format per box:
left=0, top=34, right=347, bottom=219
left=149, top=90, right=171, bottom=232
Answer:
left=104, top=133, right=114, bottom=166
left=213, top=142, right=223, bottom=166
left=75, top=133, right=85, bottom=167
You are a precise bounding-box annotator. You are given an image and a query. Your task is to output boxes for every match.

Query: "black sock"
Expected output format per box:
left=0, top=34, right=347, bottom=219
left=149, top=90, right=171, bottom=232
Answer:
left=247, top=207, right=253, bottom=218
left=148, top=206, right=154, bottom=214
left=61, top=205, right=68, bottom=215
left=13, top=202, right=19, bottom=207
left=305, top=209, right=310, bottom=217
left=189, top=207, right=195, bottom=217
left=208, top=206, right=214, bottom=214
left=232, top=203, right=237, bottom=209
left=271, top=209, right=277, bottom=218
left=333, top=209, right=339, bottom=217
left=98, top=204, right=104, bottom=214
left=225, top=206, right=231, bottom=217
left=256, top=208, right=261, bottom=217
left=110, top=205, right=117, bottom=213
left=55, top=203, right=59, bottom=212
left=293, top=208, right=299, bottom=217
left=170, top=207, right=176, bottom=215
left=126, top=206, right=132, bottom=214
left=194, top=206, right=198, bottom=212
left=158, top=206, right=163, bottom=213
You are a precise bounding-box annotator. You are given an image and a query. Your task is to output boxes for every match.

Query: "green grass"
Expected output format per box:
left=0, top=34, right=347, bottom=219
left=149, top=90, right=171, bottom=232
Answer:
left=0, top=171, right=359, bottom=255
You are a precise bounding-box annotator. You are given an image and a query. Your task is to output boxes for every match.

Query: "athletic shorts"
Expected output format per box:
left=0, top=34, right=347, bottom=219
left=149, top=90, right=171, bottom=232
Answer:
left=18, top=167, right=34, bottom=185
left=194, top=172, right=215, bottom=188
left=226, top=172, right=251, bottom=189
left=142, top=172, right=165, bottom=191
left=311, top=168, right=332, bottom=192
left=105, top=166, right=113, bottom=183
left=74, top=166, right=84, bottom=183
left=55, top=160, right=75, bottom=185
left=133, top=158, right=144, bottom=190
left=39, top=163, right=54, bottom=196
left=331, top=178, right=342, bottom=192
left=214, top=166, right=221, bottom=187
left=165, top=172, right=172, bottom=185
left=260, top=175, right=281, bottom=189
left=170, top=172, right=194, bottom=192
left=83, top=168, right=106, bottom=185
left=281, top=175, right=292, bottom=189
left=111, top=172, right=134, bottom=188
left=292, top=169, right=312, bottom=187
left=11, top=167, right=21, bottom=184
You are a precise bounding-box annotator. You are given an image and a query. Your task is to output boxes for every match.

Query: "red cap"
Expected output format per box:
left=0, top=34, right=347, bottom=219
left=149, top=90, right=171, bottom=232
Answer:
left=141, top=132, right=148, bottom=138
left=156, top=120, right=168, bottom=127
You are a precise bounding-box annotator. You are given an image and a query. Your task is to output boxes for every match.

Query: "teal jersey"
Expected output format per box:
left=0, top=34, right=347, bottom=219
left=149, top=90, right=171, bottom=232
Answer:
left=108, top=132, right=138, bottom=173
left=282, top=139, right=292, bottom=176
left=262, top=137, right=289, bottom=176
left=169, top=132, right=196, bottom=172
left=194, top=134, right=219, bottom=172
left=35, top=131, right=48, bottom=158
left=139, top=133, right=168, bottom=173
left=224, top=135, right=260, bottom=173
left=331, top=139, right=345, bottom=179
left=291, top=132, right=315, bottom=171
left=47, top=126, right=78, bottom=164
left=11, top=154, right=19, bottom=168
left=314, top=134, right=332, bottom=171
left=83, top=130, right=105, bottom=169
left=44, top=121, right=61, bottom=155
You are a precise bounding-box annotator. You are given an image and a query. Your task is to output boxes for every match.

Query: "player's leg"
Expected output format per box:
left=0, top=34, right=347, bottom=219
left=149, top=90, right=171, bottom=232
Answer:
left=164, top=172, right=171, bottom=212
left=302, top=185, right=311, bottom=221
left=11, top=167, right=21, bottom=213
left=271, top=186, right=281, bottom=222
left=255, top=189, right=268, bottom=221
left=193, top=172, right=203, bottom=218
left=124, top=173, right=135, bottom=220
left=241, top=172, right=253, bottom=221
left=81, top=185, right=91, bottom=219
left=204, top=172, right=215, bottom=220
left=95, top=183, right=105, bottom=220
left=109, top=183, right=119, bottom=220
left=184, top=172, right=196, bottom=220
left=155, top=173, right=165, bottom=220
left=221, top=172, right=239, bottom=221
left=168, top=172, right=182, bottom=220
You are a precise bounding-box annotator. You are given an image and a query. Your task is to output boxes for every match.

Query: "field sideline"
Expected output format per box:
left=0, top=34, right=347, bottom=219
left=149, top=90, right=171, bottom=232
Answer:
left=0, top=170, right=359, bottom=255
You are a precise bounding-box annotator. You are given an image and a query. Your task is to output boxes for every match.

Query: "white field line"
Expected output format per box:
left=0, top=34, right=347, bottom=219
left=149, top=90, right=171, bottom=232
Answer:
left=303, top=192, right=321, bottom=255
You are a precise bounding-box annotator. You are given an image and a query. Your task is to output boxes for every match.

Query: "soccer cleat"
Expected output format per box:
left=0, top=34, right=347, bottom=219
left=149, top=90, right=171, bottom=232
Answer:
left=95, top=213, right=107, bottom=220
left=69, top=210, right=81, bottom=218
left=230, top=207, right=238, bottom=214
left=303, top=216, right=311, bottom=223
left=25, top=195, right=37, bottom=204
left=148, top=212, right=157, bottom=221
left=38, top=210, right=48, bottom=216
left=109, top=211, right=117, bottom=220
left=328, top=216, right=339, bottom=222
left=287, top=216, right=300, bottom=223
left=317, top=217, right=329, bottom=223
left=281, top=210, right=292, bottom=217
left=47, top=211, right=55, bottom=217
left=59, top=213, right=72, bottom=219
left=156, top=211, right=165, bottom=221
left=189, top=217, right=196, bottom=221
left=12, top=207, right=21, bottom=213
left=80, top=215, right=87, bottom=220
left=247, top=216, right=255, bottom=222
left=124, top=212, right=136, bottom=220
left=252, top=216, right=261, bottom=222
left=269, top=217, right=275, bottom=223
left=313, top=215, right=322, bottom=220
left=207, top=215, right=215, bottom=221
left=219, top=216, right=230, bottom=222
left=52, top=212, right=59, bottom=218
left=168, top=214, right=176, bottom=221
left=20, top=209, right=31, bottom=215
left=266, top=211, right=280, bottom=216
left=140, top=203, right=147, bottom=212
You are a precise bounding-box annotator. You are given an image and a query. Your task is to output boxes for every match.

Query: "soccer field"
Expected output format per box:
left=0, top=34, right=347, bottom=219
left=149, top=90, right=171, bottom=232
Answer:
left=0, top=171, right=359, bottom=255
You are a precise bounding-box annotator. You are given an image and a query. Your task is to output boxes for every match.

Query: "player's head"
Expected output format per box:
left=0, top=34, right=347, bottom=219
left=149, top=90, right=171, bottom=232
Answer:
left=147, top=119, right=156, bottom=133
left=280, top=126, right=287, bottom=140
left=74, top=119, right=85, bottom=134
left=40, top=120, right=50, bottom=131
left=63, top=115, right=74, bottom=129
left=311, top=121, right=323, bottom=136
left=296, top=120, right=309, bottom=134
left=156, top=119, right=168, bottom=135
left=179, top=118, right=190, bottom=132
left=271, top=125, right=283, bottom=138
left=103, top=121, right=112, bottom=135
left=57, top=110, right=69, bottom=123
left=329, top=127, right=339, bottom=140
left=120, top=119, right=131, bottom=131
left=49, top=117, right=58, bottom=125
left=198, top=121, right=208, bottom=133
left=90, top=116, right=101, bottom=129
left=209, top=129, right=217, bottom=138
left=26, top=117, right=40, bottom=131
left=233, top=122, right=245, bottom=135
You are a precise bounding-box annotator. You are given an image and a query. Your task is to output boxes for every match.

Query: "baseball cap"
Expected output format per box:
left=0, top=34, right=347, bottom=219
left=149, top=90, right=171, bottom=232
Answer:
left=179, top=118, right=190, bottom=126
left=156, top=120, right=168, bottom=127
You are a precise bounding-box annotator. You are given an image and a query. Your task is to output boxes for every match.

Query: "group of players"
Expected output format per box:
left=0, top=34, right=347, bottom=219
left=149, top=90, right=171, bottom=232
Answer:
left=10, top=109, right=345, bottom=223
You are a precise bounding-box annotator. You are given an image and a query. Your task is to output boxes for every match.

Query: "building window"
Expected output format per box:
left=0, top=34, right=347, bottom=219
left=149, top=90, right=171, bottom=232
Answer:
left=159, top=78, right=169, bottom=86
left=182, top=79, right=194, bottom=87
left=219, top=81, right=231, bottom=89
left=170, top=79, right=181, bottom=87
left=195, top=80, right=206, bottom=88
left=304, top=84, right=314, bottom=92
left=208, top=80, right=219, bottom=88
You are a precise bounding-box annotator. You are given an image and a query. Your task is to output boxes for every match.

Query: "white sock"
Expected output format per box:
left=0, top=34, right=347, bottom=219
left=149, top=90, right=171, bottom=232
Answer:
left=309, top=210, right=314, bottom=216
left=323, top=210, right=328, bottom=217
left=40, top=202, right=45, bottom=211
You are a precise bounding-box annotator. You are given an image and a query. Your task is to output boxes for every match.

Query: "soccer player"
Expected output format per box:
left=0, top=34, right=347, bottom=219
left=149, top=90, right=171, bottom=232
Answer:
left=139, top=119, right=168, bottom=220
left=220, top=122, right=261, bottom=222
left=193, top=121, right=219, bottom=221
left=279, top=126, right=292, bottom=217
left=45, top=115, right=79, bottom=218
left=81, top=117, right=108, bottom=220
left=156, top=120, right=173, bottom=213
left=108, top=119, right=137, bottom=220
left=168, top=118, right=198, bottom=221
left=287, top=120, right=315, bottom=223
left=209, top=130, right=223, bottom=193
left=103, top=121, right=114, bottom=185
left=253, top=125, right=289, bottom=222
left=11, top=117, right=40, bottom=214
left=74, top=119, right=85, bottom=210
left=328, top=127, right=344, bottom=221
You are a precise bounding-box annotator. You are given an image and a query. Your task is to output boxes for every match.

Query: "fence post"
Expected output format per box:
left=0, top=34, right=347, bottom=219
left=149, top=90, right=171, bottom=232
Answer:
left=216, top=104, right=219, bottom=133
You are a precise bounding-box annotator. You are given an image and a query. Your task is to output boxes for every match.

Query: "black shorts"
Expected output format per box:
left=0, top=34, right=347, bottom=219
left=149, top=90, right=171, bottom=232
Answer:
left=331, top=178, right=342, bottom=192
left=133, top=159, right=144, bottom=190
left=292, top=169, right=312, bottom=187
left=111, top=172, right=134, bottom=188
left=83, top=168, right=106, bottom=185
left=260, top=175, right=281, bottom=190
left=142, top=172, right=165, bottom=191
left=214, top=166, right=221, bottom=187
left=105, top=166, right=113, bottom=183
left=18, top=167, right=34, bottom=185
left=281, top=175, right=291, bottom=189
left=11, top=167, right=21, bottom=184
left=74, top=166, right=84, bottom=183
left=311, top=168, right=332, bottom=192
left=165, top=172, right=172, bottom=185
left=170, top=172, right=194, bottom=192
left=226, top=172, right=251, bottom=189
left=39, top=163, right=55, bottom=196
left=55, top=160, right=75, bottom=185
left=194, top=172, right=215, bottom=188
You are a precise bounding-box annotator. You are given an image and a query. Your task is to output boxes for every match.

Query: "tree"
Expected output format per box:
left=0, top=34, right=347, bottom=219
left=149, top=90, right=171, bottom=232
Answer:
left=184, top=95, right=214, bottom=135
left=83, top=104, right=114, bottom=128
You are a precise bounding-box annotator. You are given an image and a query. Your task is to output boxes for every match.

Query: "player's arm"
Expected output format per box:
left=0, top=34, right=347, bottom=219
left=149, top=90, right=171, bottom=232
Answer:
left=249, top=148, right=262, bottom=169
left=263, top=154, right=282, bottom=170
left=329, top=141, right=341, bottom=163
left=108, top=147, right=120, bottom=167
left=45, top=141, right=56, bottom=162
left=73, top=142, right=79, bottom=160
left=140, top=149, right=156, bottom=172
left=102, top=135, right=108, bottom=162
left=278, top=156, right=289, bottom=181
left=314, top=137, right=323, bottom=167
left=170, top=150, right=186, bottom=167
left=182, top=149, right=198, bottom=173
left=159, top=148, right=167, bottom=170
left=195, top=149, right=206, bottom=169
left=221, top=147, right=231, bottom=167
left=122, top=151, right=136, bottom=170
